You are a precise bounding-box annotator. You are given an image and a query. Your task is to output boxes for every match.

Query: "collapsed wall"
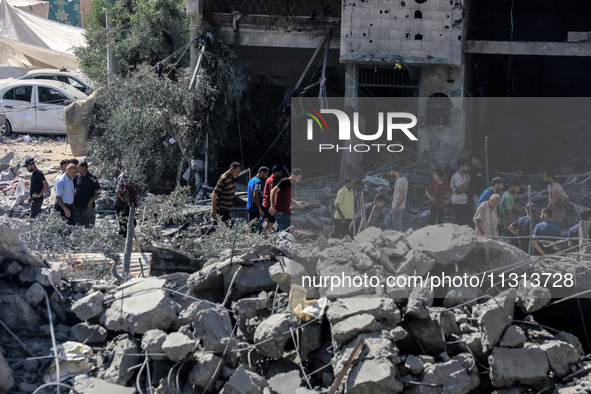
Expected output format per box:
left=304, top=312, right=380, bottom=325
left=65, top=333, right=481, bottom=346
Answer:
left=0, top=222, right=590, bottom=393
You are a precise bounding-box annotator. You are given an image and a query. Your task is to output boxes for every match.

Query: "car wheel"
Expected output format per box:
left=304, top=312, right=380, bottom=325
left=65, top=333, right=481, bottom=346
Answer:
left=0, top=119, right=11, bottom=136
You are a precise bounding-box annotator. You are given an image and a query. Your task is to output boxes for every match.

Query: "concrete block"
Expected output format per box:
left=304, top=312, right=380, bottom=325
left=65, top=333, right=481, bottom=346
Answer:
left=332, top=314, right=381, bottom=346
left=499, top=326, right=526, bottom=348
left=415, top=358, right=480, bottom=393
left=327, top=298, right=401, bottom=326
left=254, top=313, right=299, bottom=358
left=538, top=341, right=580, bottom=378
left=422, top=20, right=444, bottom=31
left=71, top=376, right=135, bottom=394
left=401, top=40, right=423, bottom=52
left=162, top=332, right=196, bottom=362
left=389, top=30, right=407, bottom=41
left=431, top=10, right=450, bottom=20
left=370, top=29, right=390, bottom=40
left=381, top=39, right=401, bottom=51
left=71, top=291, right=104, bottom=321
left=0, top=352, right=14, bottom=392
left=489, top=347, right=549, bottom=388
left=346, top=357, right=403, bottom=394
left=431, top=30, right=451, bottom=41
left=567, top=31, right=589, bottom=42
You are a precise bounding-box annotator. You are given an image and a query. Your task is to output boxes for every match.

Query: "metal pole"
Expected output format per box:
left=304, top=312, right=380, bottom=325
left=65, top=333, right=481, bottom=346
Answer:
left=106, top=7, right=116, bottom=80
left=318, top=31, right=330, bottom=101
left=204, top=131, right=208, bottom=185
left=123, top=206, right=136, bottom=275
left=485, top=136, right=490, bottom=187
left=528, top=185, right=532, bottom=255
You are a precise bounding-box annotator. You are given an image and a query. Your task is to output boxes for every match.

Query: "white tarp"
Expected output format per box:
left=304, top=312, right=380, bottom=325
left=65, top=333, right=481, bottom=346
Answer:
left=0, top=0, right=85, bottom=69
left=7, top=0, right=49, bottom=18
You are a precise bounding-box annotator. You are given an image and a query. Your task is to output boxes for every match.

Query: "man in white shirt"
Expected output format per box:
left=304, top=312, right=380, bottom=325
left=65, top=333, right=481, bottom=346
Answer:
left=55, top=164, right=77, bottom=225
left=450, top=158, right=472, bottom=226
left=389, top=166, right=408, bottom=232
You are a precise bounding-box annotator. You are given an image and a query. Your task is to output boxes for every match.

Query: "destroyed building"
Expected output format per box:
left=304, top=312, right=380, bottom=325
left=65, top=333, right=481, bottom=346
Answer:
left=187, top=0, right=591, bottom=171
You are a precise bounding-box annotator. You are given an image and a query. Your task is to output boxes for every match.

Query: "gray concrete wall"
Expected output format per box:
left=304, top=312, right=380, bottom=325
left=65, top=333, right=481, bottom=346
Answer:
left=340, top=0, right=463, bottom=65
left=416, top=66, right=466, bottom=166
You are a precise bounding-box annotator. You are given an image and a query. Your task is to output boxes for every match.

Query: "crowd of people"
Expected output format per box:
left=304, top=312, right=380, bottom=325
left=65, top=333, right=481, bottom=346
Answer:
left=24, top=155, right=590, bottom=256
left=212, top=162, right=306, bottom=233
left=329, top=155, right=589, bottom=257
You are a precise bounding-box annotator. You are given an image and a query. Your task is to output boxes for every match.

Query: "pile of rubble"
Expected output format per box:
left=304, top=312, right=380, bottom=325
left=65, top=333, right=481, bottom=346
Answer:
left=1, top=221, right=591, bottom=393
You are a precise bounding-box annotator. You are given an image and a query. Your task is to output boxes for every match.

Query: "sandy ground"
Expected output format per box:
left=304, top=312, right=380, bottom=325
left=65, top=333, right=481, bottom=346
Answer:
left=1, top=134, right=80, bottom=185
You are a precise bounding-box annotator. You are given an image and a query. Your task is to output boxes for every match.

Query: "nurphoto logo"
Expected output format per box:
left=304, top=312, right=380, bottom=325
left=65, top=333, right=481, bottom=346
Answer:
left=305, top=108, right=418, bottom=153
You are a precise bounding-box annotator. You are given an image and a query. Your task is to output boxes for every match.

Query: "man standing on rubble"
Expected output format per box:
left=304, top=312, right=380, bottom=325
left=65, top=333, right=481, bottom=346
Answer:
left=473, top=194, right=501, bottom=237
left=259, top=165, right=282, bottom=233
left=389, top=166, right=408, bottom=232
left=497, top=179, right=524, bottom=237
left=476, top=177, right=504, bottom=208
left=544, top=172, right=570, bottom=225
left=73, top=161, right=101, bottom=228
left=469, top=155, right=487, bottom=209
left=332, top=177, right=356, bottom=238
left=246, top=166, right=269, bottom=232
left=450, top=159, right=472, bottom=226
left=568, top=207, right=591, bottom=252
left=211, top=162, right=241, bottom=225
left=55, top=164, right=77, bottom=225
left=532, top=208, right=562, bottom=255
left=269, top=168, right=306, bottom=232
left=25, top=157, right=48, bottom=218
left=508, top=203, right=536, bottom=253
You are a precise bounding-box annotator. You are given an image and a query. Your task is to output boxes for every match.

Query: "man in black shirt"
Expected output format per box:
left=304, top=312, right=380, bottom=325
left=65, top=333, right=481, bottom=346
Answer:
left=25, top=157, right=48, bottom=218
left=74, top=161, right=101, bottom=227
left=470, top=155, right=487, bottom=211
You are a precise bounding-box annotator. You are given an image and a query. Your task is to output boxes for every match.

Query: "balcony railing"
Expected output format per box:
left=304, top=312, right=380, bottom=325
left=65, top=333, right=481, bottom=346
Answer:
left=205, top=0, right=341, bottom=19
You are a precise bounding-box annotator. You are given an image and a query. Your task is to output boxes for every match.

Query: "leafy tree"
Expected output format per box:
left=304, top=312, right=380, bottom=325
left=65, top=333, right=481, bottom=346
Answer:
left=75, top=0, right=189, bottom=83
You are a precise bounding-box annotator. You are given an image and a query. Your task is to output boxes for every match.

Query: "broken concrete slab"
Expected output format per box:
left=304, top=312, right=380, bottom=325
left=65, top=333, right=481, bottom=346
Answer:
left=489, top=346, right=549, bottom=388
left=187, top=261, right=228, bottom=303
left=71, top=375, right=136, bottom=394
left=408, top=357, right=480, bottom=394
left=499, top=325, right=526, bottom=348
left=354, top=227, right=382, bottom=245
left=104, top=277, right=179, bottom=335
left=0, top=294, right=42, bottom=328
left=25, top=282, right=45, bottom=306
left=267, top=370, right=302, bottom=394
left=97, top=334, right=140, bottom=386
left=189, top=352, right=223, bottom=390
left=406, top=224, right=477, bottom=266
left=404, top=354, right=424, bottom=375
left=269, top=258, right=307, bottom=293
left=71, top=290, right=104, bottom=321
left=141, top=329, right=167, bottom=360
left=253, top=313, right=299, bottom=359
left=162, top=332, right=196, bottom=362
left=0, top=224, right=46, bottom=267
left=554, top=331, right=584, bottom=357
left=473, top=298, right=513, bottom=353
left=403, top=309, right=459, bottom=355
left=333, top=332, right=400, bottom=376
left=332, top=313, right=381, bottom=346
left=0, top=352, right=14, bottom=392
left=443, top=286, right=483, bottom=309
left=406, top=284, right=434, bottom=319
left=224, top=260, right=277, bottom=301
left=219, top=365, right=270, bottom=394
left=327, top=297, right=401, bottom=326
left=71, top=322, right=108, bottom=344
left=346, top=357, right=403, bottom=394
left=395, top=250, right=436, bottom=277
left=517, top=281, right=552, bottom=313
left=177, top=299, right=233, bottom=353
left=537, top=340, right=580, bottom=378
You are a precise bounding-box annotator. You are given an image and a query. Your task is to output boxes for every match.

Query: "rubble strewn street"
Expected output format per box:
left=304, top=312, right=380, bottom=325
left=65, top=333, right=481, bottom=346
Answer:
left=1, top=219, right=591, bottom=393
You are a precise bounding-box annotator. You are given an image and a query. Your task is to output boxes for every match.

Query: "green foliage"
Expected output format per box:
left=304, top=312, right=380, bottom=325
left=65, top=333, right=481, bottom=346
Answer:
left=19, top=212, right=123, bottom=280
left=135, top=186, right=193, bottom=241
left=177, top=220, right=267, bottom=260
left=75, top=0, right=189, bottom=83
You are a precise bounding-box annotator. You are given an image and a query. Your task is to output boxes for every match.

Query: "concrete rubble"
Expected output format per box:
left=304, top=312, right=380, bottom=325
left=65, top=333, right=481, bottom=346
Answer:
left=0, top=222, right=590, bottom=393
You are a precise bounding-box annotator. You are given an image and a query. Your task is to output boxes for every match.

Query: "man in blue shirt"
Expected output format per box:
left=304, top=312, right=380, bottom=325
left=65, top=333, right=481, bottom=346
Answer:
left=568, top=207, right=591, bottom=252
left=55, top=164, right=77, bottom=225
left=246, top=166, right=269, bottom=232
left=476, top=177, right=504, bottom=208
left=508, top=203, right=536, bottom=254
left=532, top=208, right=562, bottom=255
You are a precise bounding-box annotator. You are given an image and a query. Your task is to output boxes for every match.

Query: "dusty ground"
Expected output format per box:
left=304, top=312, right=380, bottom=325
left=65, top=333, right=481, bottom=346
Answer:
left=1, top=134, right=79, bottom=185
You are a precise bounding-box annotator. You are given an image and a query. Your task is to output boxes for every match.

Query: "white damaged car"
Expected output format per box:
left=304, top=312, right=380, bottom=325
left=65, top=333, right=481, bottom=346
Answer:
left=0, top=79, right=88, bottom=136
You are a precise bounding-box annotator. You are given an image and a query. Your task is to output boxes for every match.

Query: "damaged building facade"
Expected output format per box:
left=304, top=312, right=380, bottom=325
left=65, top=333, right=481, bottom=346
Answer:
left=187, top=0, right=591, bottom=169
